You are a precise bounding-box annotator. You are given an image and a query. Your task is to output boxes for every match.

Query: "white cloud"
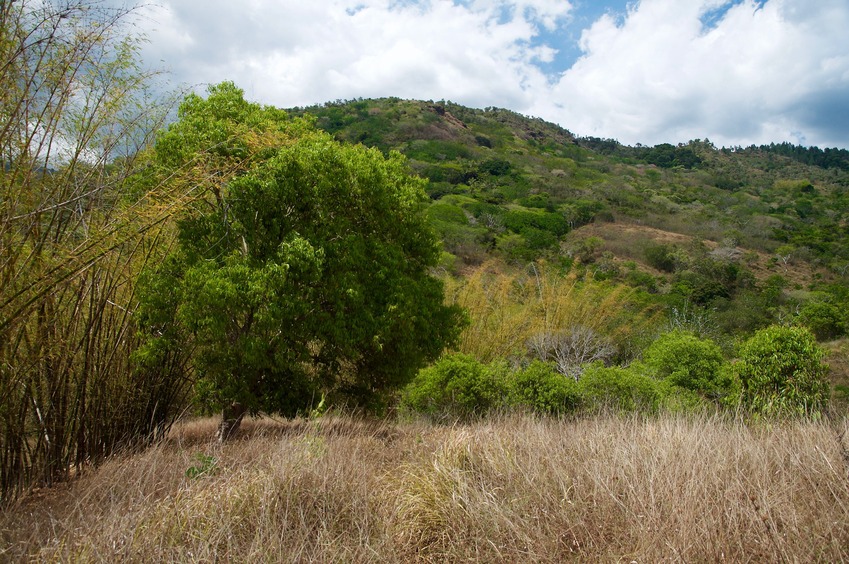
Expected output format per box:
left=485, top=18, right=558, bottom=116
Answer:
left=133, top=0, right=849, bottom=148
left=534, top=0, right=849, bottom=147
left=139, top=0, right=572, bottom=109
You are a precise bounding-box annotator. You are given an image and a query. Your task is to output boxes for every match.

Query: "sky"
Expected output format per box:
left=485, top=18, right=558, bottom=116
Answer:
left=130, top=0, right=849, bottom=149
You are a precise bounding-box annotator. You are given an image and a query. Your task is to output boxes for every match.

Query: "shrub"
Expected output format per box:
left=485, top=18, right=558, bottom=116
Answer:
left=734, top=325, right=830, bottom=417
left=503, top=210, right=569, bottom=238
left=401, top=354, right=507, bottom=420
left=427, top=203, right=469, bottom=225
left=509, top=361, right=582, bottom=415
left=577, top=364, right=665, bottom=413
left=479, top=157, right=512, bottom=176
left=643, top=330, right=729, bottom=399
left=644, top=243, right=678, bottom=272
left=796, top=299, right=846, bottom=341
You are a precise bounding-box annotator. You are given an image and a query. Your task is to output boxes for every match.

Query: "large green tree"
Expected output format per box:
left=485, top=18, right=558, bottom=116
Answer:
left=135, top=84, right=465, bottom=436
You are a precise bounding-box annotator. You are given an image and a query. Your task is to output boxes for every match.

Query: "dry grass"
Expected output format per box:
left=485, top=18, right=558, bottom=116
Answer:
left=572, top=221, right=833, bottom=288
left=3, top=413, right=849, bottom=562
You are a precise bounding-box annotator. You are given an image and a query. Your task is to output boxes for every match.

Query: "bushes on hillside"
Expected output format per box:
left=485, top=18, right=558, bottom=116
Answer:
left=402, top=325, right=832, bottom=420
left=734, top=325, right=830, bottom=416
left=401, top=354, right=695, bottom=420
left=642, top=330, right=730, bottom=399
left=510, top=361, right=582, bottom=415
left=401, top=354, right=508, bottom=420
left=796, top=298, right=846, bottom=341
left=577, top=364, right=666, bottom=413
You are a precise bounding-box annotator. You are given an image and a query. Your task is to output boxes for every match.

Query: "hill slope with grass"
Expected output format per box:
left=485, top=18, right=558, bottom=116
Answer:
left=288, top=99, right=849, bottom=404
left=291, top=98, right=849, bottom=283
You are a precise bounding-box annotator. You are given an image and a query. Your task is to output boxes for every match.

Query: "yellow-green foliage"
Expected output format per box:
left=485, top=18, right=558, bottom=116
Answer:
left=443, top=261, right=661, bottom=362
left=773, top=178, right=814, bottom=193
left=0, top=1, right=190, bottom=501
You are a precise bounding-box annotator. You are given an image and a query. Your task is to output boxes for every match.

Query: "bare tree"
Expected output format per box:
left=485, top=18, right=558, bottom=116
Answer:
left=527, top=325, right=616, bottom=380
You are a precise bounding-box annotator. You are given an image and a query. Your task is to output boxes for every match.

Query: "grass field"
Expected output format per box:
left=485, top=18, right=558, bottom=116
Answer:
left=3, top=413, right=849, bottom=562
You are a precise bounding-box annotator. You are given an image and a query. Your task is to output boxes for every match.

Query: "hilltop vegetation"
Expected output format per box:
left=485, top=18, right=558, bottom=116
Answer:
left=292, top=97, right=849, bottom=281
left=294, top=98, right=848, bottom=322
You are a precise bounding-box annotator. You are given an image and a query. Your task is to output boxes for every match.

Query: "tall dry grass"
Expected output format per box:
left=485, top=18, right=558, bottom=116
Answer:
left=3, top=413, right=848, bottom=562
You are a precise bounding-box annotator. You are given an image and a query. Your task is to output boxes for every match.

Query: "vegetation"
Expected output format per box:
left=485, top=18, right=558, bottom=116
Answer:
left=735, top=326, right=831, bottom=417
left=641, top=330, right=729, bottom=399
left=289, top=96, right=849, bottom=422
left=0, top=0, right=183, bottom=501
left=3, top=12, right=849, bottom=557
left=3, top=414, right=849, bottom=562
left=134, top=84, right=465, bottom=437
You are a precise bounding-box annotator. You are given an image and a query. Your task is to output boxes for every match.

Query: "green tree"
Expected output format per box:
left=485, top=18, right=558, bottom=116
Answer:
left=796, top=298, right=846, bottom=341
left=734, top=325, right=830, bottom=417
left=136, top=85, right=465, bottom=437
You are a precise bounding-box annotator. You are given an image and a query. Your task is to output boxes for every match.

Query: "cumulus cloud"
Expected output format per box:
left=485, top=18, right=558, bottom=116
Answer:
left=134, top=0, right=849, bottom=148
left=138, top=0, right=572, bottom=110
left=534, top=0, right=849, bottom=147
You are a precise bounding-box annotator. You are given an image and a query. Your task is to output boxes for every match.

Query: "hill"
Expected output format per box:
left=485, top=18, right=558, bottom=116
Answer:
left=291, top=98, right=848, bottom=273
left=290, top=98, right=849, bottom=337
left=288, top=98, right=849, bottom=405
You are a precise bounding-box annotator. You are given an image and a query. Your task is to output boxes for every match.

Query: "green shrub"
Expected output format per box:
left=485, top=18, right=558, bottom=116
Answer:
left=400, top=354, right=507, bottom=419
left=643, top=330, right=729, bottom=399
left=509, top=361, right=581, bottom=415
left=503, top=210, right=569, bottom=238
left=626, top=270, right=658, bottom=293
left=577, top=364, right=665, bottom=413
left=734, top=325, right=830, bottom=417
left=796, top=299, right=846, bottom=341
left=517, top=194, right=552, bottom=210
left=644, top=243, right=677, bottom=272
left=404, top=139, right=473, bottom=162
left=427, top=203, right=469, bottom=225
left=521, top=227, right=559, bottom=250
left=479, top=157, right=512, bottom=176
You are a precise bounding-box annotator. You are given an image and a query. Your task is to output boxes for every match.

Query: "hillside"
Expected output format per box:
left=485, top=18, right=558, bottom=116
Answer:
left=290, top=98, right=849, bottom=340
left=292, top=98, right=848, bottom=273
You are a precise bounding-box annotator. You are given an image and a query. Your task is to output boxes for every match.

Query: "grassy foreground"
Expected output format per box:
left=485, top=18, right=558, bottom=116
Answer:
left=3, top=413, right=849, bottom=562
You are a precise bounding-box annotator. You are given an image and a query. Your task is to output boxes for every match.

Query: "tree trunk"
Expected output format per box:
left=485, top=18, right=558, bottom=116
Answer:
left=216, top=401, right=247, bottom=442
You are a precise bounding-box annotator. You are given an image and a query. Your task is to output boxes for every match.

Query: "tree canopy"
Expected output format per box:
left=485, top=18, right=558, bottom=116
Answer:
left=135, top=83, right=466, bottom=417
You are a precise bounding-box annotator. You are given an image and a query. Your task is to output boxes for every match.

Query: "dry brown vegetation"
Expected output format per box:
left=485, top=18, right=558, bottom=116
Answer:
left=570, top=222, right=833, bottom=288
left=3, top=413, right=848, bottom=562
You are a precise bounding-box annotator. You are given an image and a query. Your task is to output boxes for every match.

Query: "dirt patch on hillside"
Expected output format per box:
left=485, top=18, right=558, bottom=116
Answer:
left=570, top=221, right=830, bottom=288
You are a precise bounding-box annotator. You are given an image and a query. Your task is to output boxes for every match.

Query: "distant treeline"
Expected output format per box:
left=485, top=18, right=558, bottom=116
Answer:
left=725, top=142, right=849, bottom=171
left=576, top=137, right=702, bottom=169
left=579, top=136, right=849, bottom=171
